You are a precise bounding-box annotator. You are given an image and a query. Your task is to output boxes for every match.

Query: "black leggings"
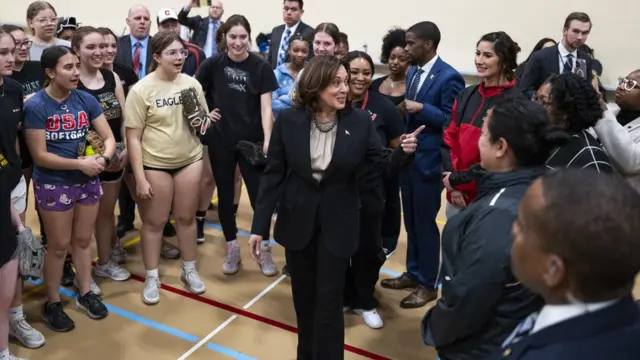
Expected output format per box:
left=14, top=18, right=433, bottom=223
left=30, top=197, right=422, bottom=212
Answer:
left=207, top=131, right=264, bottom=241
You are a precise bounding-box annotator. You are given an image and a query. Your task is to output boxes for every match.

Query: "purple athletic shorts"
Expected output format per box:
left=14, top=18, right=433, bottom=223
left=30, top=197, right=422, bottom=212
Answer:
left=33, top=179, right=103, bottom=212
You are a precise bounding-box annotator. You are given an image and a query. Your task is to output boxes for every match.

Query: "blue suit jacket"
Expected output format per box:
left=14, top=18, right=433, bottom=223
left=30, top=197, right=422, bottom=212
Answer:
left=405, top=57, right=464, bottom=179
left=486, top=296, right=640, bottom=360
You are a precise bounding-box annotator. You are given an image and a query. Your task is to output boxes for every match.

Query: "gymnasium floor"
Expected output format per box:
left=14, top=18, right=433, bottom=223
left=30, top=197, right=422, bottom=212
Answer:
left=10, top=186, right=640, bottom=360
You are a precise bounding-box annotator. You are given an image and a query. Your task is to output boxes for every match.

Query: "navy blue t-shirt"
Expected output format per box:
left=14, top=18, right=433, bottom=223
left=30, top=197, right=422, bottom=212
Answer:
left=23, top=89, right=103, bottom=185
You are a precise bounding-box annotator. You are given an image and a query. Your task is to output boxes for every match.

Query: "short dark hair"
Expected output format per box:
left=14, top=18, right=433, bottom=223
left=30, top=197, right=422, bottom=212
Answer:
left=293, top=55, right=350, bottom=112
left=543, top=73, right=603, bottom=132
left=283, top=0, right=303, bottom=9
left=407, top=21, right=440, bottom=50
left=477, top=31, right=521, bottom=81
left=564, top=12, right=591, bottom=30
left=380, top=27, right=406, bottom=64
left=537, top=170, right=640, bottom=299
left=488, top=97, right=569, bottom=167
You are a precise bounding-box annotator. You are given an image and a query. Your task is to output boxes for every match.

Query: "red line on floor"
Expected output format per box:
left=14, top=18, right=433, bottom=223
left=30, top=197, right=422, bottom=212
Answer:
left=128, top=273, right=391, bottom=360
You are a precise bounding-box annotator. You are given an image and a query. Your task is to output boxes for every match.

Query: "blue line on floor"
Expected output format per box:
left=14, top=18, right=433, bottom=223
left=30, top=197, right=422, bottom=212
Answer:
left=26, top=280, right=255, bottom=360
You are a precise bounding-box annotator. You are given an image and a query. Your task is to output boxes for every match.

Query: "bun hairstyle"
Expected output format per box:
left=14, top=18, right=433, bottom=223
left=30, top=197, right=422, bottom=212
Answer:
left=40, top=45, right=75, bottom=87
left=477, top=31, right=521, bottom=81
left=488, top=96, right=569, bottom=167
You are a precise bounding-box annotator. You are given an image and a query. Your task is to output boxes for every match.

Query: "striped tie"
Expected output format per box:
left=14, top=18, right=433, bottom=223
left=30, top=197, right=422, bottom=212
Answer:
left=407, top=68, right=424, bottom=100
left=563, top=54, right=574, bottom=73
left=277, top=28, right=292, bottom=66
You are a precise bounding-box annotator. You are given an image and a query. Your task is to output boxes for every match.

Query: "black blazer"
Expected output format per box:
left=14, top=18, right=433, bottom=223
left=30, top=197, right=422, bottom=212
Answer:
left=518, top=45, right=593, bottom=99
left=114, top=35, right=153, bottom=76
left=488, top=296, right=640, bottom=360
left=268, top=22, right=314, bottom=69
left=251, top=107, right=408, bottom=258
left=177, top=8, right=223, bottom=50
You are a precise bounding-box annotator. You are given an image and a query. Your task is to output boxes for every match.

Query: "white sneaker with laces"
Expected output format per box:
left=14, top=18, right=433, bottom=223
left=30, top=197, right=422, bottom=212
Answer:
left=142, top=276, right=161, bottom=305
left=353, top=308, right=384, bottom=329
left=9, top=316, right=45, bottom=348
left=223, top=241, right=241, bottom=275
left=181, top=268, right=206, bottom=294
left=95, top=260, right=131, bottom=281
left=258, top=246, right=277, bottom=277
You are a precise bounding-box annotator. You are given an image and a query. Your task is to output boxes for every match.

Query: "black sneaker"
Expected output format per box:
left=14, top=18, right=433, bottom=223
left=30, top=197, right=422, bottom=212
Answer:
left=42, top=301, right=75, bottom=332
left=196, top=218, right=205, bottom=245
left=282, top=264, right=290, bottom=276
left=76, top=291, right=108, bottom=319
left=116, top=222, right=134, bottom=239
left=61, top=260, right=75, bottom=286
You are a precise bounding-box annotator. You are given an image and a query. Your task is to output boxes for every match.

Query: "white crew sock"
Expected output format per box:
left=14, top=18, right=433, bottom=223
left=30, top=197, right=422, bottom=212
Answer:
left=146, top=268, right=159, bottom=279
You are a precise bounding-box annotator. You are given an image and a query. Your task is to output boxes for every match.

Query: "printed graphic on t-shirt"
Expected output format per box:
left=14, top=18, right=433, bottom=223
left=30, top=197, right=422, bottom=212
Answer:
left=22, top=80, right=42, bottom=96
left=45, top=109, right=90, bottom=141
left=155, top=93, right=183, bottom=108
left=98, top=91, right=122, bottom=121
left=224, top=67, right=250, bottom=92
left=0, top=153, right=7, bottom=168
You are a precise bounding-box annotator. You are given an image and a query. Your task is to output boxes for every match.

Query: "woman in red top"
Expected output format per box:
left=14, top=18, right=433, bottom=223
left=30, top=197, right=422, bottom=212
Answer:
left=441, top=31, right=522, bottom=218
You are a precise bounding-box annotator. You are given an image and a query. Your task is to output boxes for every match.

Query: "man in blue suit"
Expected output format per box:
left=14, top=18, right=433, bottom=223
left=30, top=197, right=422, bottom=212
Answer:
left=491, top=170, right=640, bottom=360
left=380, top=21, right=464, bottom=308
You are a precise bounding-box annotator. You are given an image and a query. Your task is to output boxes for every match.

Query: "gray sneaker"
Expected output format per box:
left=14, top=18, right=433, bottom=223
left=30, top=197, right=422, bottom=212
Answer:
left=223, top=242, right=241, bottom=275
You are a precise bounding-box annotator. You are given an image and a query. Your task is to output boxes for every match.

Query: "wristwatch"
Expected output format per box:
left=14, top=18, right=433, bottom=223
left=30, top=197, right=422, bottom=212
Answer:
left=100, top=155, right=110, bottom=166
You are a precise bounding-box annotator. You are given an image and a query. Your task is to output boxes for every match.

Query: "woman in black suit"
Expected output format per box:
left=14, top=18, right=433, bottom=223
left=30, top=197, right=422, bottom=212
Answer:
left=248, top=56, right=422, bottom=360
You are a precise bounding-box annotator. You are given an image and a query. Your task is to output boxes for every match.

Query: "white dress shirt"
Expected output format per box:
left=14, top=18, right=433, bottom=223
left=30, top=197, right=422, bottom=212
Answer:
left=415, top=54, right=439, bottom=92
left=557, top=42, right=578, bottom=73
left=531, top=298, right=618, bottom=334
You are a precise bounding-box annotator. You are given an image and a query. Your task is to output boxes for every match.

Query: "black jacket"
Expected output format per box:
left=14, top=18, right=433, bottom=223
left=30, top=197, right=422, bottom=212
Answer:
left=250, top=107, right=409, bottom=258
left=268, top=22, right=314, bottom=69
left=422, top=169, right=544, bottom=360
left=177, top=8, right=223, bottom=50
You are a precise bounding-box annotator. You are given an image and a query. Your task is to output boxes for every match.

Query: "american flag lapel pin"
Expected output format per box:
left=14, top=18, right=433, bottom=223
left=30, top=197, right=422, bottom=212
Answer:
left=430, top=74, right=434, bottom=80
left=345, top=130, right=350, bottom=136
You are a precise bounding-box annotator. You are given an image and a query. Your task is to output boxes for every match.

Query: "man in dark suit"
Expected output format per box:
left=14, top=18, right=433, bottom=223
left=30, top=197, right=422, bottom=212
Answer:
left=115, top=5, right=153, bottom=80
left=177, top=0, right=224, bottom=58
left=519, top=12, right=594, bottom=98
left=268, top=0, right=314, bottom=69
left=491, top=170, right=640, bottom=360
left=380, top=21, right=464, bottom=308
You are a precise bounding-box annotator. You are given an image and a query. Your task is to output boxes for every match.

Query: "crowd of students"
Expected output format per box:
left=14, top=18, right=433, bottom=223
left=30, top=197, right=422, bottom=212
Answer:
left=1, top=1, right=640, bottom=360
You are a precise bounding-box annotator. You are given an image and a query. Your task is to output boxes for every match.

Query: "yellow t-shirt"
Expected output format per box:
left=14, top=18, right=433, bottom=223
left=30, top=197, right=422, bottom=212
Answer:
left=124, top=72, right=208, bottom=169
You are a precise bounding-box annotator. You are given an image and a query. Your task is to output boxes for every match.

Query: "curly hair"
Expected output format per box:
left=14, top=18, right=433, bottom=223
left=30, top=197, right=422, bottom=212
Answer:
left=380, top=27, right=406, bottom=64
left=544, top=73, right=603, bottom=133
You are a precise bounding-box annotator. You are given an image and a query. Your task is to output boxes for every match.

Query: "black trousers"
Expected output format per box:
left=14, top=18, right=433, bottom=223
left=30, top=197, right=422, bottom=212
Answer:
left=117, top=180, right=136, bottom=227
left=287, top=229, right=349, bottom=360
left=381, top=175, right=401, bottom=252
left=344, top=185, right=386, bottom=310
left=207, top=130, right=264, bottom=241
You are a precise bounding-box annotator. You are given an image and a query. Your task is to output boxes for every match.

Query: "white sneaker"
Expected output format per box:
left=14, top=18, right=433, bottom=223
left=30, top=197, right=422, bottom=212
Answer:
left=9, top=316, right=45, bottom=349
left=223, top=241, right=241, bottom=275
left=111, top=240, right=126, bottom=264
left=74, top=277, right=102, bottom=296
left=95, top=260, right=131, bottom=281
left=353, top=308, right=384, bottom=329
left=181, top=268, right=206, bottom=294
left=142, top=276, right=161, bottom=305
left=258, top=245, right=277, bottom=277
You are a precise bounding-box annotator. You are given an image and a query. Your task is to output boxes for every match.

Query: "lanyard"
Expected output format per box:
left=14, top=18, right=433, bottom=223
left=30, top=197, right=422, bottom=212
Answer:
left=359, top=90, right=369, bottom=110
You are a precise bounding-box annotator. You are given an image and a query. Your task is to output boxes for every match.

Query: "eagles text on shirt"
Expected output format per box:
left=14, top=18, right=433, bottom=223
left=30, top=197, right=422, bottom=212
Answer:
left=156, top=93, right=182, bottom=108
left=45, top=111, right=90, bottom=141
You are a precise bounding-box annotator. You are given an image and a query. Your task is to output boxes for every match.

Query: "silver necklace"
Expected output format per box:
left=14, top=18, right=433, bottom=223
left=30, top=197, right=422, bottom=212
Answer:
left=314, top=116, right=338, bottom=133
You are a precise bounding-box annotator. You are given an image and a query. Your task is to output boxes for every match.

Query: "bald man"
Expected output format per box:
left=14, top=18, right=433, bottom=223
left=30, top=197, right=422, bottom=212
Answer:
left=178, top=0, right=224, bottom=57
left=114, top=4, right=152, bottom=79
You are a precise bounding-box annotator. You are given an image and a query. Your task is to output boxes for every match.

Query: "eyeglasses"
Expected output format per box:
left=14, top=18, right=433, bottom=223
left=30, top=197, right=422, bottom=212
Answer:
left=15, top=40, right=33, bottom=49
left=34, top=17, right=58, bottom=25
left=531, top=93, right=551, bottom=107
left=163, top=49, right=189, bottom=58
left=618, top=77, right=640, bottom=91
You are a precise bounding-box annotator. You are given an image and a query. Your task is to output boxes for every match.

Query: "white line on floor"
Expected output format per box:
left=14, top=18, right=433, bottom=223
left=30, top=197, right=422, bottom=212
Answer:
left=177, top=274, right=288, bottom=360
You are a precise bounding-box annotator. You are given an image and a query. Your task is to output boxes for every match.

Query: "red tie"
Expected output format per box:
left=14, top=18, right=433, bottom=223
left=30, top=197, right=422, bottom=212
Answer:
left=132, top=42, right=141, bottom=77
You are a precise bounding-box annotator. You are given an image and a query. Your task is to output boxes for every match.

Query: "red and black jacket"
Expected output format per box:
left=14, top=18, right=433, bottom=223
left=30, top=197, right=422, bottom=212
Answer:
left=183, top=41, right=205, bottom=76
left=441, top=79, right=522, bottom=204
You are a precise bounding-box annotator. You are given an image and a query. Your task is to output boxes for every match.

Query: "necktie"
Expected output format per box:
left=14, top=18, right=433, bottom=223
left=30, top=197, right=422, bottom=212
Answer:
left=278, top=28, right=292, bottom=66
left=563, top=54, right=574, bottom=73
left=132, top=42, right=141, bottom=78
left=211, top=21, right=218, bottom=56
left=501, top=311, right=539, bottom=348
left=407, top=68, right=425, bottom=100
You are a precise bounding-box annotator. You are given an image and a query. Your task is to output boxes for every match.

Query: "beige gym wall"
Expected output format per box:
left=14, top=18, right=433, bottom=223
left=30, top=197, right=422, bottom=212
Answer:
left=2, top=0, right=637, bottom=88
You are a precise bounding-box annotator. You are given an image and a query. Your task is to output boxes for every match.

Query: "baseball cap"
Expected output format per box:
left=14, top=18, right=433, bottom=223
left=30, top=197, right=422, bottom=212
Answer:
left=157, top=8, right=178, bottom=25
